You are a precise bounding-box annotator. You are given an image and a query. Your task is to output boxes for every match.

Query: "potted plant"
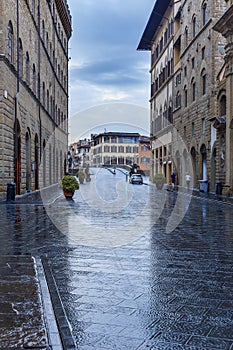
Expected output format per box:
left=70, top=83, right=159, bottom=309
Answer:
left=60, top=174, right=79, bottom=199
left=153, top=173, right=166, bottom=190
left=77, top=169, right=85, bottom=184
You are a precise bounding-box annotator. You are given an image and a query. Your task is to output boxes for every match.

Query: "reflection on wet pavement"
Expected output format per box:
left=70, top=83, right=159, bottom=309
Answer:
left=0, top=169, right=233, bottom=349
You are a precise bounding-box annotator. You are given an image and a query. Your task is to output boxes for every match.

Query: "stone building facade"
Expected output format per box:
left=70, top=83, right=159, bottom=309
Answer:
left=138, top=0, right=174, bottom=183
left=0, top=0, right=72, bottom=198
left=138, top=0, right=229, bottom=191
left=213, top=1, right=233, bottom=194
left=172, top=0, right=227, bottom=191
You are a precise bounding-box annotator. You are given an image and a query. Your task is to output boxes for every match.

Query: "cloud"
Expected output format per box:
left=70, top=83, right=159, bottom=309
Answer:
left=67, top=0, right=152, bottom=116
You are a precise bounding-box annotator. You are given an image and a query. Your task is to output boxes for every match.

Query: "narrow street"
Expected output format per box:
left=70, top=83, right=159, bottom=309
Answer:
left=1, top=168, right=233, bottom=349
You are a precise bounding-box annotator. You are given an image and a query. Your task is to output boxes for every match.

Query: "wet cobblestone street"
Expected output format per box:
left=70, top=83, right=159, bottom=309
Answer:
left=0, top=168, right=233, bottom=349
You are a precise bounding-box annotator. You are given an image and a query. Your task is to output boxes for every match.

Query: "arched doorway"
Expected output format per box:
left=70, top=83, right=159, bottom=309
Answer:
left=211, top=142, right=216, bottom=190
left=191, top=147, right=197, bottom=186
left=34, top=134, right=39, bottom=190
left=200, top=144, right=207, bottom=180
left=175, top=150, right=180, bottom=185
left=26, top=129, right=31, bottom=192
left=43, top=140, right=46, bottom=187
left=14, top=120, right=21, bottom=195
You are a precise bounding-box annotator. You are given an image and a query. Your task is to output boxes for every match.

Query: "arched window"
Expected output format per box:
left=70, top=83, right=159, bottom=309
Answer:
left=18, top=39, right=23, bottom=78
left=184, top=85, right=188, bottom=107
left=184, top=27, right=188, bottom=48
left=201, top=69, right=206, bottom=95
left=176, top=91, right=181, bottom=109
left=42, top=82, right=45, bottom=105
left=46, top=32, right=49, bottom=50
left=220, top=95, right=226, bottom=116
left=47, top=90, right=49, bottom=111
left=202, top=2, right=207, bottom=26
left=32, top=64, right=36, bottom=94
left=32, top=0, right=35, bottom=17
left=192, top=15, right=197, bottom=38
left=42, top=20, right=45, bottom=42
left=8, top=21, right=14, bottom=63
left=191, top=78, right=196, bottom=101
left=25, top=52, right=30, bottom=85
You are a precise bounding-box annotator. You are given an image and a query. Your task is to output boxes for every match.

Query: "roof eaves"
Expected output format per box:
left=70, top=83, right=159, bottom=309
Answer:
left=137, top=0, right=172, bottom=51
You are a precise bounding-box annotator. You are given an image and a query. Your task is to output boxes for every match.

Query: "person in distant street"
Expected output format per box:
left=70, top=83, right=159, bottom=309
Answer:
left=185, top=173, right=191, bottom=190
left=171, top=172, right=176, bottom=190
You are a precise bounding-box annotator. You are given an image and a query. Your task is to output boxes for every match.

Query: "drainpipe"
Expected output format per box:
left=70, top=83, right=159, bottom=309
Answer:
left=14, top=0, right=20, bottom=190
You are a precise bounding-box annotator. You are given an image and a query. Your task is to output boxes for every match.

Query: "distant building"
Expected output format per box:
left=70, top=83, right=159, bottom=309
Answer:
left=91, top=132, right=141, bottom=168
left=70, top=139, right=91, bottom=171
left=0, top=0, right=72, bottom=198
left=138, top=136, right=151, bottom=176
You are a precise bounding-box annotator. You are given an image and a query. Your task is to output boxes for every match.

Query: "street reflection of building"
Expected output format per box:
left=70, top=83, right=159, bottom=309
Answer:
left=138, top=136, right=151, bottom=176
left=91, top=132, right=140, bottom=168
left=0, top=0, right=72, bottom=198
left=138, top=0, right=230, bottom=192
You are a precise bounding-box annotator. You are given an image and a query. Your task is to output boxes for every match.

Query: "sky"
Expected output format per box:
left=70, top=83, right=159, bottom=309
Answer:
left=67, top=0, right=154, bottom=142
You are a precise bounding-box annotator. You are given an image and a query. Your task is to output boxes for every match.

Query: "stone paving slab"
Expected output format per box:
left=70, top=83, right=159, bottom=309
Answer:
left=0, top=255, right=62, bottom=349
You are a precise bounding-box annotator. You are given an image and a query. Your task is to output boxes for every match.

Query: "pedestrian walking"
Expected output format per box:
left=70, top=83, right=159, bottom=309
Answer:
left=171, top=172, right=176, bottom=190
left=185, top=173, right=191, bottom=190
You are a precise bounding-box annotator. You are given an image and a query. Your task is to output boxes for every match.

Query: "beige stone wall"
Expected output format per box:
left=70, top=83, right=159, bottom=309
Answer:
left=172, top=0, right=227, bottom=189
left=0, top=0, right=71, bottom=198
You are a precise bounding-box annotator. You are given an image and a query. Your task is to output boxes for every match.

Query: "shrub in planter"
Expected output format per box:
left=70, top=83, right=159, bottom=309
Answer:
left=60, top=175, right=79, bottom=198
left=153, top=173, right=166, bottom=190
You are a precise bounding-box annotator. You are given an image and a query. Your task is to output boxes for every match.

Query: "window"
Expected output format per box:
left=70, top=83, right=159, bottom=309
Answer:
left=184, top=66, right=187, bottom=77
left=191, top=57, right=195, bottom=69
left=202, top=46, right=205, bottom=60
left=191, top=78, right=196, bottom=101
left=201, top=69, right=206, bottom=95
left=25, top=52, right=30, bottom=84
left=220, top=95, right=226, bottom=116
left=32, top=0, right=35, bottom=16
left=42, top=83, right=45, bottom=105
left=47, top=90, right=49, bottom=111
left=176, top=91, right=181, bottom=109
left=202, top=2, right=207, bottom=26
left=126, top=146, right=131, bottom=153
left=104, top=146, right=110, bottom=152
left=184, top=27, right=188, bottom=48
left=118, top=146, right=124, bottom=153
left=111, top=136, right=117, bottom=143
left=184, top=85, right=188, bottom=107
left=8, top=22, right=14, bottom=63
left=18, top=39, right=23, bottom=78
left=32, top=64, right=36, bottom=93
left=42, top=20, right=45, bottom=42
left=192, top=15, right=196, bottom=38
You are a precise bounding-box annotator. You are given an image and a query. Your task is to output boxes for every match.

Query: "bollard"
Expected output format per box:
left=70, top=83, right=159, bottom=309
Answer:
left=7, top=182, right=16, bottom=201
left=216, top=181, right=222, bottom=195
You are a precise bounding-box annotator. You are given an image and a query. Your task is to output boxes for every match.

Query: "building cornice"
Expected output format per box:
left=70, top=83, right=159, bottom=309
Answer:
left=55, top=0, right=72, bottom=39
left=213, top=4, right=233, bottom=37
